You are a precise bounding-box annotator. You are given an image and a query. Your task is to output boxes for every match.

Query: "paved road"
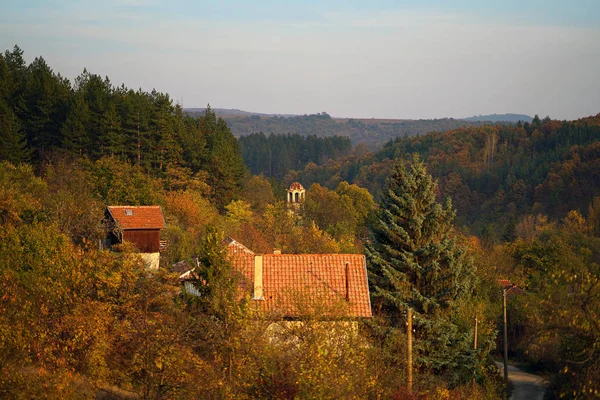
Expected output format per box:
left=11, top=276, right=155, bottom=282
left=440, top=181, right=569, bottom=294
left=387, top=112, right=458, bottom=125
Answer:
left=496, top=362, right=547, bottom=400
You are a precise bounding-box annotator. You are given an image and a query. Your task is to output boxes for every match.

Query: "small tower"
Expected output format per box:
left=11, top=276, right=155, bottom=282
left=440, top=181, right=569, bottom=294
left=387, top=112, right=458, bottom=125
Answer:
left=287, top=182, right=305, bottom=209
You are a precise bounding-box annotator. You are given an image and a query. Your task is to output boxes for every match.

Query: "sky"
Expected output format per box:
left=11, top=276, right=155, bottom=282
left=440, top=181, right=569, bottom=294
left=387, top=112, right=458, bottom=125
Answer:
left=1, top=0, right=599, bottom=120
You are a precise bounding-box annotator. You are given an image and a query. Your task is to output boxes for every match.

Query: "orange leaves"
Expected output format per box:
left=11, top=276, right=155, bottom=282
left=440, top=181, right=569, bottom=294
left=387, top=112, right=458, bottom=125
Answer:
left=0, top=161, right=47, bottom=226
left=164, top=189, right=217, bottom=230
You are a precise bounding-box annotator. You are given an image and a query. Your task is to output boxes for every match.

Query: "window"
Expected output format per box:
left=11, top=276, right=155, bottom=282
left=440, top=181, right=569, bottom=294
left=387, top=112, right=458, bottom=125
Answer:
left=125, top=209, right=134, bottom=216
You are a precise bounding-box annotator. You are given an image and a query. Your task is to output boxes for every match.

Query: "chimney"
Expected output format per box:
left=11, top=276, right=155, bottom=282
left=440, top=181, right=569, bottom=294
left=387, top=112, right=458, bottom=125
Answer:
left=273, top=249, right=281, bottom=255
left=345, top=262, right=350, bottom=302
left=253, top=255, right=264, bottom=300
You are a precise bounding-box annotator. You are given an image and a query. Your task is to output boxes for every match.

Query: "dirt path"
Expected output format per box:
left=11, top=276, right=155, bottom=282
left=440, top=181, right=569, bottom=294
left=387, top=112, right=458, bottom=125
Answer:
left=496, top=362, right=547, bottom=400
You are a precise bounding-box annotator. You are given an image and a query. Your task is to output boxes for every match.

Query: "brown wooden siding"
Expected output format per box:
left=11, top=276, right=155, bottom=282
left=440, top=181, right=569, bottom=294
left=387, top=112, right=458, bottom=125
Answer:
left=122, top=229, right=160, bottom=253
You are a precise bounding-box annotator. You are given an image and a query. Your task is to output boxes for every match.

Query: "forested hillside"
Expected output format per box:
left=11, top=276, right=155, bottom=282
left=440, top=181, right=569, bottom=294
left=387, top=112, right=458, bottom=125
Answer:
left=287, top=115, right=600, bottom=240
left=463, top=113, right=532, bottom=123
left=192, top=110, right=497, bottom=147
left=239, top=133, right=351, bottom=179
left=0, top=46, right=246, bottom=209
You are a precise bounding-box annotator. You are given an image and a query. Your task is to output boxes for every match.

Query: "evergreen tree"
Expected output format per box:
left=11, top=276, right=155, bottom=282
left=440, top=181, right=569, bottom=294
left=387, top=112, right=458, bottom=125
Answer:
left=201, top=106, right=246, bottom=210
left=3, top=45, right=28, bottom=115
left=0, top=53, right=9, bottom=101
left=176, top=105, right=206, bottom=173
left=61, top=91, right=90, bottom=155
left=23, top=57, right=70, bottom=154
left=119, top=89, right=150, bottom=168
left=73, top=70, right=113, bottom=157
left=366, top=155, right=476, bottom=383
left=101, top=101, right=125, bottom=159
left=0, top=98, right=30, bottom=163
left=148, top=90, right=178, bottom=171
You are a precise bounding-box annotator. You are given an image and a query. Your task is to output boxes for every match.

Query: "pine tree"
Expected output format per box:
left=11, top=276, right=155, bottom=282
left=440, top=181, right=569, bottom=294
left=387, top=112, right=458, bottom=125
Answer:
left=61, top=91, right=90, bottom=155
left=73, top=70, right=112, bottom=157
left=201, top=106, right=247, bottom=210
left=119, top=89, right=150, bottom=168
left=0, top=98, right=30, bottom=163
left=101, top=101, right=126, bottom=159
left=148, top=90, right=178, bottom=171
left=3, top=45, right=28, bottom=115
left=176, top=105, right=206, bottom=173
left=366, top=155, right=476, bottom=383
left=23, top=57, right=70, bottom=154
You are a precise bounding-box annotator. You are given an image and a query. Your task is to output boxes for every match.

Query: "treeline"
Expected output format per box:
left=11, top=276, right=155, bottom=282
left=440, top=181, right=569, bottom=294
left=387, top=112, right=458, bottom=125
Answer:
left=207, top=110, right=495, bottom=147
left=0, top=45, right=246, bottom=209
left=238, top=133, right=351, bottom=179
left=286, top=115, right=600, bottom=241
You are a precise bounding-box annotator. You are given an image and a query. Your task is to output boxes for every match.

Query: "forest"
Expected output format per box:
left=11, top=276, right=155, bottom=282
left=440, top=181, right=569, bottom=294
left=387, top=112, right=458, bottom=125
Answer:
left=286, top=116, right=600, bottom=239
left=1, top=45, right=599, bottom=399
left=186, top=109, right=499, bottom=148
left=239, top=133, right=352, bottom=180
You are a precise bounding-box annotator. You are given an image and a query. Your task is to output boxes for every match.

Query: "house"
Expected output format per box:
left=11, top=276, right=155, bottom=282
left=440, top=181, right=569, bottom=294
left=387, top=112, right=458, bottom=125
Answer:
left=175, top=238, right=371, bottom=342
left=225, top=237, right=371, bottom=318
left=175, top=237, right=372, bottom=318
left=103, top=206, right=166, bottom=270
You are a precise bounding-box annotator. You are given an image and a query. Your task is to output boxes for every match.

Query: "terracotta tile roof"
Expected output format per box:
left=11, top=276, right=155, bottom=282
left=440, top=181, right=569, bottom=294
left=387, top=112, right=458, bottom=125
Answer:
left=288, top=182, right=304, bottom=191
left=107, top=206, right=166, bottom=230
left=227, top=241, right=372, bottom=318
left=224, top=237, right=256, bottom=256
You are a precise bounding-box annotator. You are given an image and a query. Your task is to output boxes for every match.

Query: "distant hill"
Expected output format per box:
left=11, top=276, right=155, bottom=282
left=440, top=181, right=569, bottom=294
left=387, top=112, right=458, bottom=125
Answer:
left=286, top=114, right=600, bottom=239
left=184, top=108, right=295, bottom=119
left=462, top=113, right=532, bottom=123
left=185, top=109, right=507, bottom=148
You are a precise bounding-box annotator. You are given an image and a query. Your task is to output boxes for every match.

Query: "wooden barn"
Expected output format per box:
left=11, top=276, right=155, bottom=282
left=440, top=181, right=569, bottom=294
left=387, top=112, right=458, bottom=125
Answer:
left=103, top=206, right=166, bottom=269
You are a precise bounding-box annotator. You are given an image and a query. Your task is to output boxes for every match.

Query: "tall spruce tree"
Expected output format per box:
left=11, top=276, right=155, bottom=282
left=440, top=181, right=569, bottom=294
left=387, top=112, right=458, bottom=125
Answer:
left=366, top=155, right=476, bottom=383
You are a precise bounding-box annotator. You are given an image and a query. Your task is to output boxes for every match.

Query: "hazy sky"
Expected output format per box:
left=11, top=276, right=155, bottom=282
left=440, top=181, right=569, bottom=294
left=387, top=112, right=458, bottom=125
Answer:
left=1, top=0, right=599, bottom=119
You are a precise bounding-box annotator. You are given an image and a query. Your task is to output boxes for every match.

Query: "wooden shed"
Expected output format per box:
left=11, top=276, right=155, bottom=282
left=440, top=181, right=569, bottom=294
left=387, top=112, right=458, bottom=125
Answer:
left=104, top=206, right=166, bottom=254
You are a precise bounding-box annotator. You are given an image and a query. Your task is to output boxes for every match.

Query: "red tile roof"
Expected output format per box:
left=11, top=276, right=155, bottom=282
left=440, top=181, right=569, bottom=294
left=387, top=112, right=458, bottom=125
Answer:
left=107, top=206, right=166, bottom=230
left=225, top=237, right=256, bottom=256
left=288, top=182, right=304, bottom=191
left=227, top=241, right=372, bottom=318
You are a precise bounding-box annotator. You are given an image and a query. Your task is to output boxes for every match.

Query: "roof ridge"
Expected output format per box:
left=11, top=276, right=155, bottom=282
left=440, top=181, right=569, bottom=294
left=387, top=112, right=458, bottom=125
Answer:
left=107, top=205, right=161, bottom=208
left=261, top=253, right=364, bottom=257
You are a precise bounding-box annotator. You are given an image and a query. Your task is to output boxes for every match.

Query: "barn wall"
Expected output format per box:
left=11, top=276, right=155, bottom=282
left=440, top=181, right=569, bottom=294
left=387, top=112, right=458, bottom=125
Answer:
left=122, top=230, right=160, bottom=253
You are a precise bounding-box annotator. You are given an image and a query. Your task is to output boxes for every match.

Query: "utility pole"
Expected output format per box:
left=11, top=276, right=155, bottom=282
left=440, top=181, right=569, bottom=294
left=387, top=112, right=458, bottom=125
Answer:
left=473, top=316, right=478, bottom=385
left=407, top=307, right=413, bottom=394
left=503, top=288, right=509, bottom=386
left=474, top=316, right=478, bottom=350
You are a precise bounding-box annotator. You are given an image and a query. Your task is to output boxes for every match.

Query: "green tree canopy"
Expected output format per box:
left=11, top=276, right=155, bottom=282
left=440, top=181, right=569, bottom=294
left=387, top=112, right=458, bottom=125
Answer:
left=366, top=155, right=477, bottom=382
